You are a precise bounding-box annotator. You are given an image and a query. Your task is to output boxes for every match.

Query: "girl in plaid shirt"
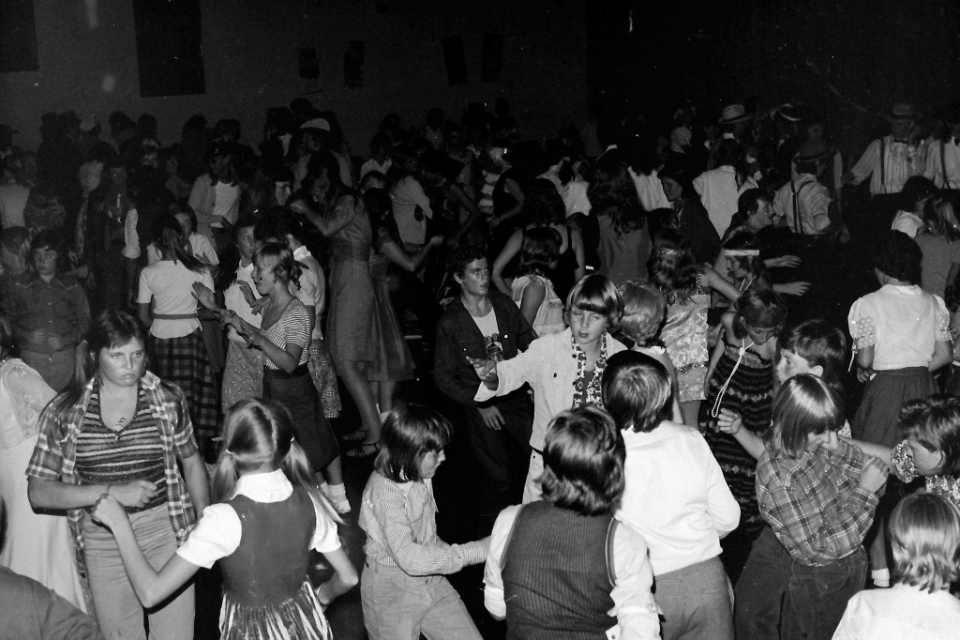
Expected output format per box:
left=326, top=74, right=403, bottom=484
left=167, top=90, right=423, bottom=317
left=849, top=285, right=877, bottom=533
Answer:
left=753, top=375, right=888, bottom=640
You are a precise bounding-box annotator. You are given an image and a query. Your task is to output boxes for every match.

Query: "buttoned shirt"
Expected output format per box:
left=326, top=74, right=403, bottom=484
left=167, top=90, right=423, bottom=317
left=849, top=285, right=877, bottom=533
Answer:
left=850, top=135, right=926, bottom=195
left=359, top=471, right=486, bottom=574
left=3, top=272, right=90, bottom=355
left=756, top=440, right=878, bottom=566
left=923, top=138, right=960, bottom=189
left=26, top=371, right=200, bottom=615
left=773, top=175, right=832, bottom=235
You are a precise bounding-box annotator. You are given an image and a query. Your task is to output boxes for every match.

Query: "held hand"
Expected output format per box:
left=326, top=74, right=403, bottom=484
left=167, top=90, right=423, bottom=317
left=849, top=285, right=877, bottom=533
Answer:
left=466, top=356, right=498, bottom=384
left=858, top=457, right=890, bottom=493
left=821, top=430, right=841, bottom=452
left=428, top=235, right=445, bottom=248
left=478, top=406, right=504, bottom=430
left=46, top=333, right=67, bottom=351
left=771, top=255, right=801, bottom=269
left=192, top=282, right=218, bottom=310
left=780, top=281, right=811, bottom=297
left=112, top=480, right=160, bottom=509
left=716, top=409, right=743, bottom=436
left=856, top=366, right=873, bottom=383
left=91, top=494, right=129, bottom=530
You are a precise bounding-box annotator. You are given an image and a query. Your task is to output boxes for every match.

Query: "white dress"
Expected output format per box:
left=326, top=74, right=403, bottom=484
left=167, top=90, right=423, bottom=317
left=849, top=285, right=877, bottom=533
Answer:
left=511, top=274, right=565, bottom=336
left=0, top=359, right=86, bottom=611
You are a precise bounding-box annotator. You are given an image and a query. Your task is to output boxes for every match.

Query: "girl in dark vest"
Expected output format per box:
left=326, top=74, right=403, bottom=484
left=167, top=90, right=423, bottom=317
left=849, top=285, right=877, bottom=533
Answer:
left=483, top=405, right=660, bottom=639
left=91, top=397, right=358, bottom=640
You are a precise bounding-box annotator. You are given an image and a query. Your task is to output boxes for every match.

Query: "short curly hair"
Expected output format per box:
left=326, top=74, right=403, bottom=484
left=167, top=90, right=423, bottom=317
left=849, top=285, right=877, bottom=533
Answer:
left=619, top=281, right=666, bottom=347
left=873, top=231, right=922, bottom=284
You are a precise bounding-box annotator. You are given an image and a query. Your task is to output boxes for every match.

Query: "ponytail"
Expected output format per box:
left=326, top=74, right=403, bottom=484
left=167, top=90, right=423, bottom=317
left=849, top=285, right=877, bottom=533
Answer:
left=281, top=440, right=341, bottom=524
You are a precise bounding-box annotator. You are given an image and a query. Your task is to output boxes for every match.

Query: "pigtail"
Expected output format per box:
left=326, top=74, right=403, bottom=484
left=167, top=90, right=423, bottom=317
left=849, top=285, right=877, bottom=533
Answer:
left=281, top=440, right=342, bottom=524
left=210, top=451, right=241, bottom=504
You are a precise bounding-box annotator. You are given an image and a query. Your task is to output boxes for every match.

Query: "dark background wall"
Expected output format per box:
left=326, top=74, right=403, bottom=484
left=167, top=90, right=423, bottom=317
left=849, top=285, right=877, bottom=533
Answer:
left=0, top=0, right=588, bottom=150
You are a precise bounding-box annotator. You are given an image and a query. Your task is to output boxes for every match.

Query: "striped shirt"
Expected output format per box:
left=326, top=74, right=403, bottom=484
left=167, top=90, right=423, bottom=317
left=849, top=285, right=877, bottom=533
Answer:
left=262, top=299, right=310, bottom=370
left=359, top=471, right=486, bottom=575
left=75, top=386, right=167, bottom=512
left=850, top=135, right=926, bottom=195
left=757, top=440, right=879, bottom=567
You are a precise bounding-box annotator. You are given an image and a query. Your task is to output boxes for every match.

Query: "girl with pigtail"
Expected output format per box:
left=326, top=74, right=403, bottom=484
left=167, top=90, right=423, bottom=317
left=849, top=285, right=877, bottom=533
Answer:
left=91, top=397, right=358, bottom=640
left=137, top=213, right=221, bottom=460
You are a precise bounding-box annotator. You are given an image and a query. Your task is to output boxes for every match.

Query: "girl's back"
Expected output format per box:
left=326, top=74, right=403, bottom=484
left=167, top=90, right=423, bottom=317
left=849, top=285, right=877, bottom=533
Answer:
left=511, top=274, right=564, bottom=336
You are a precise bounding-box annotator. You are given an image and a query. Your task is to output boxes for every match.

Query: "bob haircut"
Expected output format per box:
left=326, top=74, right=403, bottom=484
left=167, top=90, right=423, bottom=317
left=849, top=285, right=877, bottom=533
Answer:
left=518, top=226, right=561, bottom=275
left=888, top=492, right=960, bottom=593
left=566, top=274, right=624, bottom=331
left=765, top=375, right=845, bottom=458
left=733, top=287, right=788, bottom=340
left=618, top=281, right=666, bottom=346
left=253, top=242, right=302, bottom=289
left=374, top=403, right=453, bottom=483
left=873, top=230, right=922, bottom=285
left=540, top=406, right=626, bottom=516
left=898, top=395, right=960, bottom=479
left=601, top=351, right=674, bottom=434
left=778, top=320, right=847, bottom=392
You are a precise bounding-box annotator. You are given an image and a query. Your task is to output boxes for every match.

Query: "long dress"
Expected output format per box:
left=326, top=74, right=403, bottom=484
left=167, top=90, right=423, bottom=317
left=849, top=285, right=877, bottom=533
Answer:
left=368, top=227, right=415, bottom=382
left=325, top=197, right=376, bottom=367
left=0, top=359, right=85, bottom=610
left=661, top=285, right=711, bottom=403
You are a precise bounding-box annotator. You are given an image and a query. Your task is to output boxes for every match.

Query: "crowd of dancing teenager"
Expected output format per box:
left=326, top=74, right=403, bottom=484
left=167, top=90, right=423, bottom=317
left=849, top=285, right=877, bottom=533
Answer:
left=3, top=97, right=960, bottom=640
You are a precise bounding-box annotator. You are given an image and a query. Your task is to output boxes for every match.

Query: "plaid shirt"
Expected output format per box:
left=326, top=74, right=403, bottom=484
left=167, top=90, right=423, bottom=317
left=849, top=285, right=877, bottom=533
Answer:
left=26, top=370, right=199, bottom=616
left=756, top=440, right=879, bottom=567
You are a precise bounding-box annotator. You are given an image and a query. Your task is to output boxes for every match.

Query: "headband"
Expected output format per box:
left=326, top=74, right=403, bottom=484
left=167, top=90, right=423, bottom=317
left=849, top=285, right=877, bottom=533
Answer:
left=725, top=249, right=760, bottom=257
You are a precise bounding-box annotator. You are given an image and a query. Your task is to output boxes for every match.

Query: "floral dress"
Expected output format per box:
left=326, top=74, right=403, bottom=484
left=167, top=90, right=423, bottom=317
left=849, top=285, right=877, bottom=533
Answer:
left=661, top=284, right=711, bottom=403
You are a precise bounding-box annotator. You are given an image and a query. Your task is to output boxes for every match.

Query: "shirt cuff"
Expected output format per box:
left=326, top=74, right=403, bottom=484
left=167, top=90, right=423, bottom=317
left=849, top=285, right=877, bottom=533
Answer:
left=454, top=540, right=487, bottom=566
left=850, top=486, right=880, bottom=510
left=474, top=382, right=497, bottom=403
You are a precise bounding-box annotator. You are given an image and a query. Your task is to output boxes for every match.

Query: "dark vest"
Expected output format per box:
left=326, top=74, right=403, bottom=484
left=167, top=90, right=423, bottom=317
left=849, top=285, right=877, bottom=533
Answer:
left=218, top=487, right=316, bottom=608
left=502, top=502, right=618, bottom=640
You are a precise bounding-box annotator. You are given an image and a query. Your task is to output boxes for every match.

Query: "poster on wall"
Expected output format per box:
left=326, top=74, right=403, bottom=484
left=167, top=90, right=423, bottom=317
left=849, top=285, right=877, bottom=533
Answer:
left=443, top=36, right=468, bottom=86
left=0, top=0, right=39, bottom=72
left=133, top=0, right=206, bottom=97
left=345, top=41, right=364, bottom=89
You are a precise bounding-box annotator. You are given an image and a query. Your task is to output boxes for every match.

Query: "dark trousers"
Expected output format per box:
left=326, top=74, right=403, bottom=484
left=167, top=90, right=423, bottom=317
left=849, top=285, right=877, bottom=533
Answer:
left=463, top=392, right=533, bottom=536
left=735, top=526, right=794, bottom=640
left=788, top=549, right=866, bottom=640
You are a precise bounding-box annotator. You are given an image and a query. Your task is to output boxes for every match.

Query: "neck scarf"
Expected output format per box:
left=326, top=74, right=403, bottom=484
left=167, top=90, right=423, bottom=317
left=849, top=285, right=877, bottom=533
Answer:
left=572, top=332, right=609, bottom=409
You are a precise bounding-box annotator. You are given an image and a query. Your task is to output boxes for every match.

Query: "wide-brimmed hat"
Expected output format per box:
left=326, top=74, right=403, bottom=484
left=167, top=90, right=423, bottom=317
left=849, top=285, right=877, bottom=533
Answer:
left=774, top=103, right=802, bottom=123
left=718, top=104, right=752, bottom=125
left=887, top=103, right=917, bottom=122
left=300, top=118, right=330, bottom=133
left=793, top=139, right=836, bottom=165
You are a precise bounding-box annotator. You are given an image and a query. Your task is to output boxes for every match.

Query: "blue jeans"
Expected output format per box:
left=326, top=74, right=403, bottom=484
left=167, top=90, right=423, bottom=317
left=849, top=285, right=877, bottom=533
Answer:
left=82, top=505, right=194, bottom=640
left=361, top=561, right=482, bottom=640
left=735, top=526, right=795, bottom=640
left=787, top=548, right=866, bottom=640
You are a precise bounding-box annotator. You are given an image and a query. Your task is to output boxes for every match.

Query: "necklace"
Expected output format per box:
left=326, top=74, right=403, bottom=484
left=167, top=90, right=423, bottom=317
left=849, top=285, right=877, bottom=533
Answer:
left=709, top=338, right=755, bottom=418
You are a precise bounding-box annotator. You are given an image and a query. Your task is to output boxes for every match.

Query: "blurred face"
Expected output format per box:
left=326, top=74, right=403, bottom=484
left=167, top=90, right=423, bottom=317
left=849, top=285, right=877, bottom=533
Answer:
left=310, top=168, right=331, bottom=202
left=98, top=339, right=146, bottom=388
left=108, top=167, right=127, bottom=188
left=776, top=349, right=823, bottom=383
left=456, top=258, right=489, bottom=297
left=174, top=212, right=193, bottom=237
left=661, top=177, right=683, bottom=202
left=568, top=305, right=609, bottom=349
left=253, top=257, right=278, bottom=295
left=32, top=247, right=58, bottom=277
left=418, top=449, right=445, bottom=480
left=165, top=156, right=178, bottom=174
left=890, top=119, right=913, bottom=140
left=907, top=437, right=944, bottom=476
left=806, top=124, right=825, bottom=142
left=725, top=256, right=750, bottom=279
left=749, top=200, right=775, bottom=230
left=237, top=226, right=257, bottom=262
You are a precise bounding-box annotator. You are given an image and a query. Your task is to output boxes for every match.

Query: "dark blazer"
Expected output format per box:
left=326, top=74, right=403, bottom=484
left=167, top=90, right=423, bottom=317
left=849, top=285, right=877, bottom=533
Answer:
left=434, top=290, right=537, bottom=407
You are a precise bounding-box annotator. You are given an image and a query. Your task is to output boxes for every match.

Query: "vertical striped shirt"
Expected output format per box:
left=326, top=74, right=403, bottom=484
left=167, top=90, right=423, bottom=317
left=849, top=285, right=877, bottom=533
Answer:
left=850, top=135, right=926, bottom=195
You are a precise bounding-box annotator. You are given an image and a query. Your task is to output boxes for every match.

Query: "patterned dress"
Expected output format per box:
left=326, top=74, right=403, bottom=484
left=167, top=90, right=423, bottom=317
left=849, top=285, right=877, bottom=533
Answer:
left=892, top=441, right=960, bottom=508
left=700, top=335, right=775, bottom=535
left=661, top=285, right=711, bottom=403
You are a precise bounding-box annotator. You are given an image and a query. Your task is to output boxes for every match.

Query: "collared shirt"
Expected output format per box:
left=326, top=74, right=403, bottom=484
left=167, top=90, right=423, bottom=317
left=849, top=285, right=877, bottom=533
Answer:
left=923, top=138, right=960, bottom=189
left=850, top=135, right=926, bottom=195
left=756, top=440, right=878, bottom=567
left=474, top=328, right=627, bottom=449
left=3, top=272, right=90, bottom=355
left=177, top=469, right=340, bottom=569
left=616, top=421, right=740, bottom=575
left=359, top=471, right=486, bottom=574
left=26, top=371, right=200, bottom=614
left=484, top=504, right=660, bottom=640
left=848, top=284, right=951, bottom=370
left=693, top=165, right=759, bottom=236
left=833, top=583, right=960, bottom=640
left=773, top=174, right=832, bottom=235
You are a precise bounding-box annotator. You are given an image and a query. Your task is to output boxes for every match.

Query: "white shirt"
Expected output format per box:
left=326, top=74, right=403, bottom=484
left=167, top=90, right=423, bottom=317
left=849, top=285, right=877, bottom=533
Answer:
left=850, top=135, right=926, bottom=195
left=293, top=245, right=324, bottom=340
left=0, top=182, right=28, bottom=229
left=561, top=179, right=591, bottom=216
left=484, top=504, right=661, bottom=640
left=391, top=176, right=433, bottom=246
left=177, top=469, right=341, bottom=569
left=616, top=421, right=740, bottom=576
left=629, top=168, right=671, bottom=212
left=188, top=232, right=218, bottom=266
left=891, top=210, right=925, bottom=238
left=832, top=583, right=960, bottom=640
left=137, top=260, right=214, bottom=338
left=693, top=165, right=758, bottom=236
left=924, top=138, right=960, bottom=189
left=223, top=261, right=261, bottom=343
left=212, top=182, right=240, bottom=227
left=773, top=175, right=832, bottom=235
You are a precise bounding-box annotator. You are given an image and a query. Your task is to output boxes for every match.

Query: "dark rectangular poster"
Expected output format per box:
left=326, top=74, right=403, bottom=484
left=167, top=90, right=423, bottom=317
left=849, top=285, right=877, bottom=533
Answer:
left=481, top=33, right=503, bottom=83
left=132, top=0, right=206, bottom=97
left=0, top=0, right=39, bottom=72
left=442, top=36, right=467, bottom=86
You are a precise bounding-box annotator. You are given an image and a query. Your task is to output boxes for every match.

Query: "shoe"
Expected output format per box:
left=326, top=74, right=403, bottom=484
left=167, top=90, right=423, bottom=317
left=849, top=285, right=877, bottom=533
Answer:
left=341, top=429, right=368, bottom=443
left=345, top=441, right=380, bottom=459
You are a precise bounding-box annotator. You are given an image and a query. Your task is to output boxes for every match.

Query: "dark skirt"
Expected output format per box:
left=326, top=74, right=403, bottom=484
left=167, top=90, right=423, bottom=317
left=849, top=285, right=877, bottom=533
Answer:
left=852, top=367, right=937, bottom=447
left=263, top=366, right=339, bottom=471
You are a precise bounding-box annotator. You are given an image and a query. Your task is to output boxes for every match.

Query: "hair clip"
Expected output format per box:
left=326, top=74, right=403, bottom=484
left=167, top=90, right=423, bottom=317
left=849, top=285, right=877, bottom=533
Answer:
left=725, top=249, right=760, bottom=257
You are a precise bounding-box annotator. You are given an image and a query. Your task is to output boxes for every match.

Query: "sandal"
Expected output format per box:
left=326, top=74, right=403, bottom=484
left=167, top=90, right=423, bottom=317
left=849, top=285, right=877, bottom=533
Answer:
left=345, top=441, right=380, bottom=459
left=341, top=429, right=368, bottom=443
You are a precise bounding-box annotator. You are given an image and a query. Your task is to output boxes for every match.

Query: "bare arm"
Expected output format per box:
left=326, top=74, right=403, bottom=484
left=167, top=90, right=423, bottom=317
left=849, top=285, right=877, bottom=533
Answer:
left=702, top=266, right=741, bottom=303
left=138, top=302, right=152, bottom=330
left=518, top=279, right=546, bottom=327
left=315, top=547, right=360, bottom=605
left=181, top=452, right=210, bottom=514
left=930, top=339, right=952, bottom=372
left=28, top=477, right=158, bottom=511
left=382, top=236, right=442, bottom=272
left=570, top=228, right=586, bottom=284
left=492, top=230, right=524, bottom=295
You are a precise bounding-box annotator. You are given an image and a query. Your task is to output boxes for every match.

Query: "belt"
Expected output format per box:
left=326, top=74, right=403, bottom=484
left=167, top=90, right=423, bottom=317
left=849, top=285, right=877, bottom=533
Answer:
left=152, top=313, right=198, bottom=320
left=263, top=364, right=309, bottom=379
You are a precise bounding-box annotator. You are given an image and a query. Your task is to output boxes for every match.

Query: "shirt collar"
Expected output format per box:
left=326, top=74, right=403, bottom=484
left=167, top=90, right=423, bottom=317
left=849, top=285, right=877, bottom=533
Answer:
left=233, top=468, right=290, bottom=497
left=293, top=245, right=311, bottom=261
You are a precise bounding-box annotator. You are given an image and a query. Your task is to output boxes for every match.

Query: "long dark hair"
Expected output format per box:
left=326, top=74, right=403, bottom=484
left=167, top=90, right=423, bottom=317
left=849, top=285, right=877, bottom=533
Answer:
left=714, top=139, right=751, bottom=189
left=587, top=162, right=646, bottom=238
left=153, top=213, right=210, bottom=275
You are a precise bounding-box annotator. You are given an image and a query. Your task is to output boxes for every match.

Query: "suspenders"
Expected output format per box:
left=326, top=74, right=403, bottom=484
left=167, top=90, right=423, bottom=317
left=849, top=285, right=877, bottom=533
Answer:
left=790, top=178, right=813, bottom=235
left=879, top=137, right=886, bottom=188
